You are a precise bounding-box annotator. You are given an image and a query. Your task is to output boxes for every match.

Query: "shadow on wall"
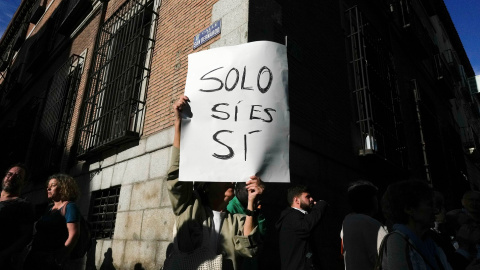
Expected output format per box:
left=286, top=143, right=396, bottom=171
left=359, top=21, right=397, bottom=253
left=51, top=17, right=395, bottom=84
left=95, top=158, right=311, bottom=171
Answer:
left=163, top=220, right=230, bottom=269
left=134, top=263, right=145, bottom=270
left=87, top=246, right=146, bottom=270
left=85, top=245, right=115, bottom=270
left=99, top=248, right=115, bottom=270
left=84, top=239, right=98, bottom=270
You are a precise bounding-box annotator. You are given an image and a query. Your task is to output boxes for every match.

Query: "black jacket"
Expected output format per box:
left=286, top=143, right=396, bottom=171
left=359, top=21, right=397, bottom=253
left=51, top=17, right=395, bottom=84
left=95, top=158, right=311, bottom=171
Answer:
left=275, top=201, right=328, bottom=270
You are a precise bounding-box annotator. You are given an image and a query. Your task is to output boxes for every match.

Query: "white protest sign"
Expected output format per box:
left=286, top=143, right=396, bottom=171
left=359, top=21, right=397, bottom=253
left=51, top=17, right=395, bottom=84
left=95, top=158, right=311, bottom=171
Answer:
left=180, top=41, right=289, bottom=183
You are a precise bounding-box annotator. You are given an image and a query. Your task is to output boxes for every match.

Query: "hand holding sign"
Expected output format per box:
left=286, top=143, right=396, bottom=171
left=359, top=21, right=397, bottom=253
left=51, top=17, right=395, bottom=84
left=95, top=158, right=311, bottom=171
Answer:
left=173, top=96, right=190, bottom=122
left=180, top=41, right=289, bottom=183
left=246, top=176, right=265, bottom=207
left=173, top=95, right=190, bottom=149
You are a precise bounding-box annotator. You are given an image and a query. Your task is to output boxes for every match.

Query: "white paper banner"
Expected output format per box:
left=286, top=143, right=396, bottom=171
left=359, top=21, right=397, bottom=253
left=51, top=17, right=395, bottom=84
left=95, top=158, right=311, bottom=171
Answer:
left=180, top=41, right=289, bottom=183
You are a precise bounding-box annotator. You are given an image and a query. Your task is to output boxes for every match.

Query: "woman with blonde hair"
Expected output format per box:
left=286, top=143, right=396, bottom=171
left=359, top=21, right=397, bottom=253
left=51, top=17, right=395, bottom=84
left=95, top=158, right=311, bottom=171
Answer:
left=24, top=173, right=81, bottom=270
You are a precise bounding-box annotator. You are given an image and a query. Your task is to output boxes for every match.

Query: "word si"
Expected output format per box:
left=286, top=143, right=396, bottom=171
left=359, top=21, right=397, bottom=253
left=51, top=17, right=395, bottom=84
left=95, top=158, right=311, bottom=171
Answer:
left=210, top=101, right=277, bottom=161
left=213, top=129, right=262, bottom=161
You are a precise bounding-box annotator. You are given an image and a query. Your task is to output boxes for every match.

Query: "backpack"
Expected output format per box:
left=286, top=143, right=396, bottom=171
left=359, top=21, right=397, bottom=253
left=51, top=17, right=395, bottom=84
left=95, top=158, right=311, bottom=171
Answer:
left=375, top=231, right=440, bottom=270
left=60, top=202, right=94, bottom=259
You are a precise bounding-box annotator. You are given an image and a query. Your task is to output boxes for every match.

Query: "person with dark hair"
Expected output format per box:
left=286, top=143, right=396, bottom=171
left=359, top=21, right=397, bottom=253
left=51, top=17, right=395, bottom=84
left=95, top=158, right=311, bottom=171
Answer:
left=451, top=191, right=480, bottom=223
left=275, top=185, right=328, bottom=270
left=226, top=182, right=266, bottom=270
left=379, top=180, right=453, bottom=270
left=227, top=182, right=266, bottom=236
left=0, top=163, right=34, bottom=270
left=429, top=191, right=480, bottom=270
left=164, top=96, right=264, bottom=270
left=24, top=173, right=82, bottom=270
left=340, top=180, right=387, bottom=270
left=446, top=190, right=480, bottom=240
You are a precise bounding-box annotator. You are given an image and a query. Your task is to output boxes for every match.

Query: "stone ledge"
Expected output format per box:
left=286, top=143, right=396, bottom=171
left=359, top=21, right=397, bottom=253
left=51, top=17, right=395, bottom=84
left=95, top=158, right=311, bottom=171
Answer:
left=145, top=126, right=174, bottom=153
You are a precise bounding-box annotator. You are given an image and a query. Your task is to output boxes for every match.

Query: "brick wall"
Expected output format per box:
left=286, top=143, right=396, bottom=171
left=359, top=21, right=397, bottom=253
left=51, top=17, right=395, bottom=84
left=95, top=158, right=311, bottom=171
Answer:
left=81, top=0, right=251, bottom=269
left=144, top=0, right=221, bottom=136
left=64, top=6, right=102, bottom=164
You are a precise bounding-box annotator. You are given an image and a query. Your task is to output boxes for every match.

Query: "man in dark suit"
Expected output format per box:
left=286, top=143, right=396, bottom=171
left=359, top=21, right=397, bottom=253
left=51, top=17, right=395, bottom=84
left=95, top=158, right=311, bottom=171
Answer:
left=275, top=185, right=328, bottom=270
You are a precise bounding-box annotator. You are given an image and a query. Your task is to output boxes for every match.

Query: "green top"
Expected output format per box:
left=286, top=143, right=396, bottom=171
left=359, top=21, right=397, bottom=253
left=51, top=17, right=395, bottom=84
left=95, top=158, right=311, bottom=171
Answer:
left=227, top=196, right=266, bottom=236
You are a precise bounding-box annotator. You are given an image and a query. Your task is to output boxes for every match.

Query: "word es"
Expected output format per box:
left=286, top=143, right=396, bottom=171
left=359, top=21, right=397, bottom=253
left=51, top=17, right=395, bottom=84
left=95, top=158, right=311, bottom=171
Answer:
left=211, top=102, right=276, bottom=123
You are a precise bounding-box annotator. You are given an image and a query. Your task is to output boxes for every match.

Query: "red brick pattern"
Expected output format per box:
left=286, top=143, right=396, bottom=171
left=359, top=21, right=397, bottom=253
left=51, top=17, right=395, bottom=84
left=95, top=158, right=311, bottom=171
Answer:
left=143, top=0, right=220, bottom=136
left=65, top=11, right=103, bottom=157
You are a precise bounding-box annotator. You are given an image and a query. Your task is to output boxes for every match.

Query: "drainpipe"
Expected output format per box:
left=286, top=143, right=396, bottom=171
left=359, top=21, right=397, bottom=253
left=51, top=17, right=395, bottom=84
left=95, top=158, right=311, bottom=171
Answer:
left=412, top=79, right=432, bottom=186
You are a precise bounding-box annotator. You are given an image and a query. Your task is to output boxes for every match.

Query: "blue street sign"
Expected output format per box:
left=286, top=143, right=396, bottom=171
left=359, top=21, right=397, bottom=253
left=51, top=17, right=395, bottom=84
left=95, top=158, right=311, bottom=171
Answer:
left=193, top=20, right=222, bottom=50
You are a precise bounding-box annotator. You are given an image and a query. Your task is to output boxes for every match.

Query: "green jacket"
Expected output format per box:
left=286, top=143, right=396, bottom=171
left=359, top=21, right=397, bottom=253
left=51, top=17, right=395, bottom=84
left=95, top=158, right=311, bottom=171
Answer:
left=166, top=147, right=260, bottom=270
left=227, top=196, right=266, bottom=236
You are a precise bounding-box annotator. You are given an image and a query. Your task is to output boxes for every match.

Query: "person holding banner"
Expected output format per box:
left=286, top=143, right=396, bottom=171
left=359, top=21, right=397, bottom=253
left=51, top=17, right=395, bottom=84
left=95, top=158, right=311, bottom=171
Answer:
left=164, top=95, right=264, bottom=270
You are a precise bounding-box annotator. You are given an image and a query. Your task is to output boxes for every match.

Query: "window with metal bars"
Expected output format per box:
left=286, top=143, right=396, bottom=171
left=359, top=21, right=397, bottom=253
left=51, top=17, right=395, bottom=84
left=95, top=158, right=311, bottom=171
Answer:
left=89, top=185, right=121, bottom=239
left=36, top=54, right=84, bottom=171
left=2, top=64, right=23, bottom=100
left=345, top=6, right=404, bottom=166
left=77, top=0, right=157, bottom=157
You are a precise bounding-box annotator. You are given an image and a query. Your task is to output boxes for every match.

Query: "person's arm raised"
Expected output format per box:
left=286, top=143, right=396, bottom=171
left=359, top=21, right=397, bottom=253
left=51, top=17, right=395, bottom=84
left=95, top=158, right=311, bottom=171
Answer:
left=167, top=95, right=193, bottom=216
left=244, top=176, right=264, bottom=236
left=173, top=95, right=189, bottom=148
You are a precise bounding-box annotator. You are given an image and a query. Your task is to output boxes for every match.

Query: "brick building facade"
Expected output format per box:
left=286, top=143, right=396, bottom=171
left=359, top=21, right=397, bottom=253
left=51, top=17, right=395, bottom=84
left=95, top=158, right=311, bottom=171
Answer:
left=0, top=0, right=479, bottom=269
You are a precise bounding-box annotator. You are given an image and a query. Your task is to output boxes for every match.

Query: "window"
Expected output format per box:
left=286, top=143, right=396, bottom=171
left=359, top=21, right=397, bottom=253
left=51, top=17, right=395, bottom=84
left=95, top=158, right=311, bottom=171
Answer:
left=2, top=64, right=23, bottom=100
left=36, top=54, right=84, bottom=171
left=56, top=0, right=93, bottom=35
left=89, top=185, right=121, bottom=239
left=77, top=0, right=158, bottom=157
left=345, top=6, right=405, bottom=166
left=30, top=0, right=46, bottom=24
left=27, top=20, right=53, bottom=73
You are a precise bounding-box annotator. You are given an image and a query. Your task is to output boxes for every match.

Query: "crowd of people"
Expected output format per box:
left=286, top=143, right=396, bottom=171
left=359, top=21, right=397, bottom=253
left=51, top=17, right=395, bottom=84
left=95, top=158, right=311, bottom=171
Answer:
left=0, top=164, right=82, bottom=270
left=169, top=96, right=480, bottom=270
left=340, top=180, right=480, bottom=270
left=3, top=95, right=480, bottom=270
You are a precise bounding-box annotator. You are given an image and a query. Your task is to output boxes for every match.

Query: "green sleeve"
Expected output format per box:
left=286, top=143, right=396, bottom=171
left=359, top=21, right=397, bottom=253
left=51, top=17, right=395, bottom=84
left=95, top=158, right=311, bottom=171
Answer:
left=166, top=146, right=194, bottom=216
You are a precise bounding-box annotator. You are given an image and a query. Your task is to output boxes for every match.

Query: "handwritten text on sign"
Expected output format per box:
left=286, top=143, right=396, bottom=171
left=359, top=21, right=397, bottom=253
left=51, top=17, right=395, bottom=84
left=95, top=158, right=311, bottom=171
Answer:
left=180, top=41, right=290, bottom=183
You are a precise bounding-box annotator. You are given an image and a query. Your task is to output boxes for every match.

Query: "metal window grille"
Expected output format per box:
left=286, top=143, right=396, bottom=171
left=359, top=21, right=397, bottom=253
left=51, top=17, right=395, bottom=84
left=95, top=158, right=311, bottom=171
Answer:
left=0, top=0, right=37, bottom=61
left=346, top=6, right=404, bottom=165
left=2, top=65, right=23, bottom=99
left=38, top=54, right=83, bottom=170
left=89, top=185, right=121, bottom=239
left=399, top=0, right=412, bottom=28
left=468, top=77, right=478, bottom=94
left=77, top=0, right=157, bottom=157
left=411, top=79, right=431, bottom=183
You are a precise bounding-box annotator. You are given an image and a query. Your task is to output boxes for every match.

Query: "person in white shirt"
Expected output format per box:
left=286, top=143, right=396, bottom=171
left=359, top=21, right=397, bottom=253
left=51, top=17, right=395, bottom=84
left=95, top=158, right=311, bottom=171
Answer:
left=341, top=180, right=387, bottom=270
